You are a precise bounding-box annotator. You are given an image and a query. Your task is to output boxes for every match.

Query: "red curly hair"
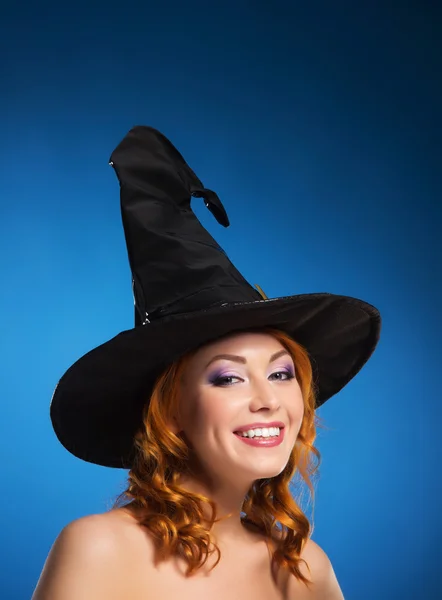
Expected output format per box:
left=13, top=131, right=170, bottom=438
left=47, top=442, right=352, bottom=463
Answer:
left=113, top=328, right=325, bottom=588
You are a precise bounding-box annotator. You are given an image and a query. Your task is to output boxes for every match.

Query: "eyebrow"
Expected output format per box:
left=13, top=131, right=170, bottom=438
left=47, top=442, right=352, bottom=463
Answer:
left=205, top=349, right=290, bottom=369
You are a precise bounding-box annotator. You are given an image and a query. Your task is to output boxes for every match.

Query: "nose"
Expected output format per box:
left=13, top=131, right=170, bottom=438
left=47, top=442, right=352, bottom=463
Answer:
left=249, top=379, right=281, bottom=412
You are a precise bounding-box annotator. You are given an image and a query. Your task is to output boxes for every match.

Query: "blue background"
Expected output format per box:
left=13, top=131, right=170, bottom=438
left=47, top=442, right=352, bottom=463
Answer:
left=1, top=2, right=440, bottom=598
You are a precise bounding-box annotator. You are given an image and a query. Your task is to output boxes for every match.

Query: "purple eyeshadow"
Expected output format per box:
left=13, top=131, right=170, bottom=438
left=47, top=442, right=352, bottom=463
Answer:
left=207, top=369, right=233, bottom=384
left=282, top=364, right=295, bottom=376
left=208, top=364, right=295, bottom=384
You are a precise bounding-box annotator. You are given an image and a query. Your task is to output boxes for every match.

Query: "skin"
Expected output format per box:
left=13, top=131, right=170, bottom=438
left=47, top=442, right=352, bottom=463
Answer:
left=32, top=332, right=345, bottom=599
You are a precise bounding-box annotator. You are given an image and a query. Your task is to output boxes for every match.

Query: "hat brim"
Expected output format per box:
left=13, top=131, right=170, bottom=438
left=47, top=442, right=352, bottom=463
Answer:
left=50, top=292, right=380, bottom=468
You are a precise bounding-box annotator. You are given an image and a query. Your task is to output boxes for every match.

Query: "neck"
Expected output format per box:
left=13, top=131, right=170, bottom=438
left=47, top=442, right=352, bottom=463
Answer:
left=176, top=471, right=255, bottom=544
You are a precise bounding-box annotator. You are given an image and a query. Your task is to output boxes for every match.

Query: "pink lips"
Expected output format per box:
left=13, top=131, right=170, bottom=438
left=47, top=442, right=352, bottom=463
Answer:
left=234, top=429, right=285, bottom=448
left=233, top=424, right=285, bottom=448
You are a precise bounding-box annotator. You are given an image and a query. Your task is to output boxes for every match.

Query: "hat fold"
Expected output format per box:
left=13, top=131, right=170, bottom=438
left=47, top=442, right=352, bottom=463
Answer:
left=109, top=126, right=259, bottom=325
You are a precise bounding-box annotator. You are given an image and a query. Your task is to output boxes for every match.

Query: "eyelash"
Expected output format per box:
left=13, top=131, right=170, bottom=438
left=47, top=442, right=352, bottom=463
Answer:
left=211, top=370, right=295, bottom=387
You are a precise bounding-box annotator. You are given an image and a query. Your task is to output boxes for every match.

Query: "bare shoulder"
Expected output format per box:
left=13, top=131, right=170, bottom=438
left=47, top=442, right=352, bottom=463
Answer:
left=32, top=508, right=150, bottom=600
left=288, top=538, right=345, bottom=599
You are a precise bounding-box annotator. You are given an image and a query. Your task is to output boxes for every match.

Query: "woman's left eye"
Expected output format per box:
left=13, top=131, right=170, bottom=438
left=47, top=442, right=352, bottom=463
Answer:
left=270, top=370, right=294, bottom=381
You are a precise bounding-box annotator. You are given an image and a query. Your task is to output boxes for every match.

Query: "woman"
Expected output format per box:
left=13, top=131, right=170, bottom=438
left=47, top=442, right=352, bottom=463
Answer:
left=33, top=126, right=381, bottom=599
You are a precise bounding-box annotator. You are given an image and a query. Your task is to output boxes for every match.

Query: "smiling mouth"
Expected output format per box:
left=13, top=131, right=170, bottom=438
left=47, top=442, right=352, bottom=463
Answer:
left=233, top=425, right=284, bottom=438
left=233, top=428, right=285, bottom=447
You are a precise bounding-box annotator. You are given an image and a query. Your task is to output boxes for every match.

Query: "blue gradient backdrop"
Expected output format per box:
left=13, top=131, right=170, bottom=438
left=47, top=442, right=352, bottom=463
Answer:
left=1, top=2, right=440, bottom=599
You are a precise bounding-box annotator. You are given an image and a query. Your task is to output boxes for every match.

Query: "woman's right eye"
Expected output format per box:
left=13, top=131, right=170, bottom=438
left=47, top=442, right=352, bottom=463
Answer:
left=212, top=375, right=240, bottom=386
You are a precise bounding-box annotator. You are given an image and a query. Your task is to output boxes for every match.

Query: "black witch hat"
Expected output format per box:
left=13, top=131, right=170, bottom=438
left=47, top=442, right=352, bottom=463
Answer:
left=50, top=126, right=381, bottom=469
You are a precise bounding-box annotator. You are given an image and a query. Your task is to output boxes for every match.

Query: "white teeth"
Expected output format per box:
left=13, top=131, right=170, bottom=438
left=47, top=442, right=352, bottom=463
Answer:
left=239, top=427, right=281, bottom=438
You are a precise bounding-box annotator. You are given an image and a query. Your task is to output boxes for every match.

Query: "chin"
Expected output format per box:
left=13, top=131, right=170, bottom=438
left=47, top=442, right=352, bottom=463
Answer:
left=244, top=462, right=288, bottom=482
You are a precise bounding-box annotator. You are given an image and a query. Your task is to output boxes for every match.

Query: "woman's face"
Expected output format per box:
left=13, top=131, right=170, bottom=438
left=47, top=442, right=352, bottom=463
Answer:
left=174, top=331, right=305, bottom=487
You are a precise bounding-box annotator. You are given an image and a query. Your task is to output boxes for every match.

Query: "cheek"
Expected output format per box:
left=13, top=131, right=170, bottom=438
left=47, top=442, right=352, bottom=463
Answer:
left=182, top=390, right=234, bottom=437
left=179, top=390, right=211, bottom=428
left=287, top=386, right=305, bottom=425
